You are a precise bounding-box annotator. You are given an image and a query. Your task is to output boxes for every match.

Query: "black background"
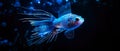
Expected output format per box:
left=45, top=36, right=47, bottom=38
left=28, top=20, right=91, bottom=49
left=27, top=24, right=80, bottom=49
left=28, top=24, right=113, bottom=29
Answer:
left=0, top=0, right=112, bottom=51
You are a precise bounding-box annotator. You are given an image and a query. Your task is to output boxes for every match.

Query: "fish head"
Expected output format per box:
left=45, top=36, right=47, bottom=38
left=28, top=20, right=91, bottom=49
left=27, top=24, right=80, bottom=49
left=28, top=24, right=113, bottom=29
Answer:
left=66, top=13, right=84, bottom=30
left=74, top=15, right=84, bottom=26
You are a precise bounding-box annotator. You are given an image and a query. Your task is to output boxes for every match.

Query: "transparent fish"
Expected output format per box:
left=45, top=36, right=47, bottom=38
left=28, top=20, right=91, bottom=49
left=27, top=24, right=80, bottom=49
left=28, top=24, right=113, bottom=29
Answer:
left=19, top=3, right=84, bottom=46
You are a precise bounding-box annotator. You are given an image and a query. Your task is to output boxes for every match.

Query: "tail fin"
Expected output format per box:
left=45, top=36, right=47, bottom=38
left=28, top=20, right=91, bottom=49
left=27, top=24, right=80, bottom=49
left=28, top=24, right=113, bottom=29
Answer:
left=26, top=31, right=51, bottom=46
left=25, top=21, right=52, bottom=46
left=26, top=28, right=58, bottom=46
left=18, top=6, right=58, bottom=46
left=22, top=19, right=57, bottom=46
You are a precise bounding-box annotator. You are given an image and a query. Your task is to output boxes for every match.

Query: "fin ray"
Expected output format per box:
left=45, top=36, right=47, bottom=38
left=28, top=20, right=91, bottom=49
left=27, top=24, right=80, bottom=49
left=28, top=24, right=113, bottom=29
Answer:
left=64, top=30, right=74, bottom=39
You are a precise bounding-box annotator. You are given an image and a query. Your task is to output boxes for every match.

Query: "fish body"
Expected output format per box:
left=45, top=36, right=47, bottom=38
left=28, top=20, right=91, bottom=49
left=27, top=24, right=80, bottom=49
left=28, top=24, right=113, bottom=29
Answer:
left=53, top=13, right=84, bottom=30
left=20, top=7, right=84, bottom=46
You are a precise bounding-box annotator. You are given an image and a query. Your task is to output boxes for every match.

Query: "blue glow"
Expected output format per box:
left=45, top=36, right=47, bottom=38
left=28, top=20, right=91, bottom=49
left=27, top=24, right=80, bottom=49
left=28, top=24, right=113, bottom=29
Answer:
left=39, top=25, right=47, bottom=32
left=66, top=0, right=69, bottom=2
left=23, top=11, right=27, bottom=13
left=3, top=39, right=8, bottom=43
left=47, top=2, right=52, bottom=6
left=38, top=31, right=49, bottom=37
left=38, top=1, right=40, bottom=4
left=30, top=2, right=33, bottom=4
left=73, top=0, right=77, bottom=3
left=1, top=22, right=7, bottom=27
left=35, top=0, right=41, bottom=4
left=56, top=0, right=62, bottom=4
left=29, top=6, right=34, bottom=10
left=0, top=2, right=3, bottom=7
left=96, top=0, right=100, bottom=2
left=13, top=1, right=21, bottom=7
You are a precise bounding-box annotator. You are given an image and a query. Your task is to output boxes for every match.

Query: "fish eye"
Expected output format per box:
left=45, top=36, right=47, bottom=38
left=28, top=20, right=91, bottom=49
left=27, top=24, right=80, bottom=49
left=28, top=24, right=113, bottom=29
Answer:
left=75, top=18, right=79, bottom=21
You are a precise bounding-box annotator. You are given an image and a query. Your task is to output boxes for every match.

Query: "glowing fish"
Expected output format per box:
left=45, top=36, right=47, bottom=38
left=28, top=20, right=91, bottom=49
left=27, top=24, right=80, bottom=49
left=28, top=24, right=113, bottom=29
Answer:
left=19, top=4, right=84, bottom=46
left=20, top=12, right=84, bottom=46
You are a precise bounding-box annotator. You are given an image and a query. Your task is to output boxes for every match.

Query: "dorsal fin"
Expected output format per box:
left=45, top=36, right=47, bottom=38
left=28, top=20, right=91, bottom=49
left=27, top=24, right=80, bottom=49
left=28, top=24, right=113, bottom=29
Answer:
left=58, top=2, right=72, bottom=17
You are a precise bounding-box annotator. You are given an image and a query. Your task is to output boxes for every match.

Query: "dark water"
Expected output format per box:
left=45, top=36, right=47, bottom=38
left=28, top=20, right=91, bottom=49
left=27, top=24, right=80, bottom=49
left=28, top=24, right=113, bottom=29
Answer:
left=0, top=0, right=112, bottom=51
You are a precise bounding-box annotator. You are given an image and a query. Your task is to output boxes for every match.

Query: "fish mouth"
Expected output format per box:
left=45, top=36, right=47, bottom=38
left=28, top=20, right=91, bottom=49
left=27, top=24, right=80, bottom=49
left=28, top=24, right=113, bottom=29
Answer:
left=77, top=16, right=84, bottom=24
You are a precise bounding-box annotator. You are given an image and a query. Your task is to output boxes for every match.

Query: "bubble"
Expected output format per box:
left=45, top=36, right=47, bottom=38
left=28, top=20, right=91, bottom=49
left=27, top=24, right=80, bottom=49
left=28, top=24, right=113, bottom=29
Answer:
left=14, top=28, right=18, bottom=31
left=66, top=0, right=69, bottom=2
left=0, top=2, right=3, bottom=7
left=3, top=39, right=8, bottom=43
left=23, top=11, right=27, bottom=13
left=30, top=2, right=33, bottom=4
left=96, top=0, right=100, bottom=2
left=1, top=22, right=7, bottom=27
left=13, top=1, right=21, bottom=7
left=29, top=6, right=34, bottom=10
left=73, top=0, right=77, bottom=3
left=47, top=2, right=52, bottom=6
left=38, top=1, right=40, bottom=4
left=56, top=0, right=62, bottom=4
left=35, top=0, right=41, bottom=4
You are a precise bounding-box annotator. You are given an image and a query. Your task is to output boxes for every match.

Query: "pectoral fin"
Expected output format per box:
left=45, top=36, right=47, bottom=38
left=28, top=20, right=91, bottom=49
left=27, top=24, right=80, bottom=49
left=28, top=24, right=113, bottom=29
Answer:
left=64, top=30, right=74, bottom=39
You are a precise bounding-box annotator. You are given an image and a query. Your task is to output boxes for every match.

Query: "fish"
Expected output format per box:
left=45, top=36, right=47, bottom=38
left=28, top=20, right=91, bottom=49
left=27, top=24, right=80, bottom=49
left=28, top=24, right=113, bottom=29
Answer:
left=19, top=3, right=84, bottom=46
